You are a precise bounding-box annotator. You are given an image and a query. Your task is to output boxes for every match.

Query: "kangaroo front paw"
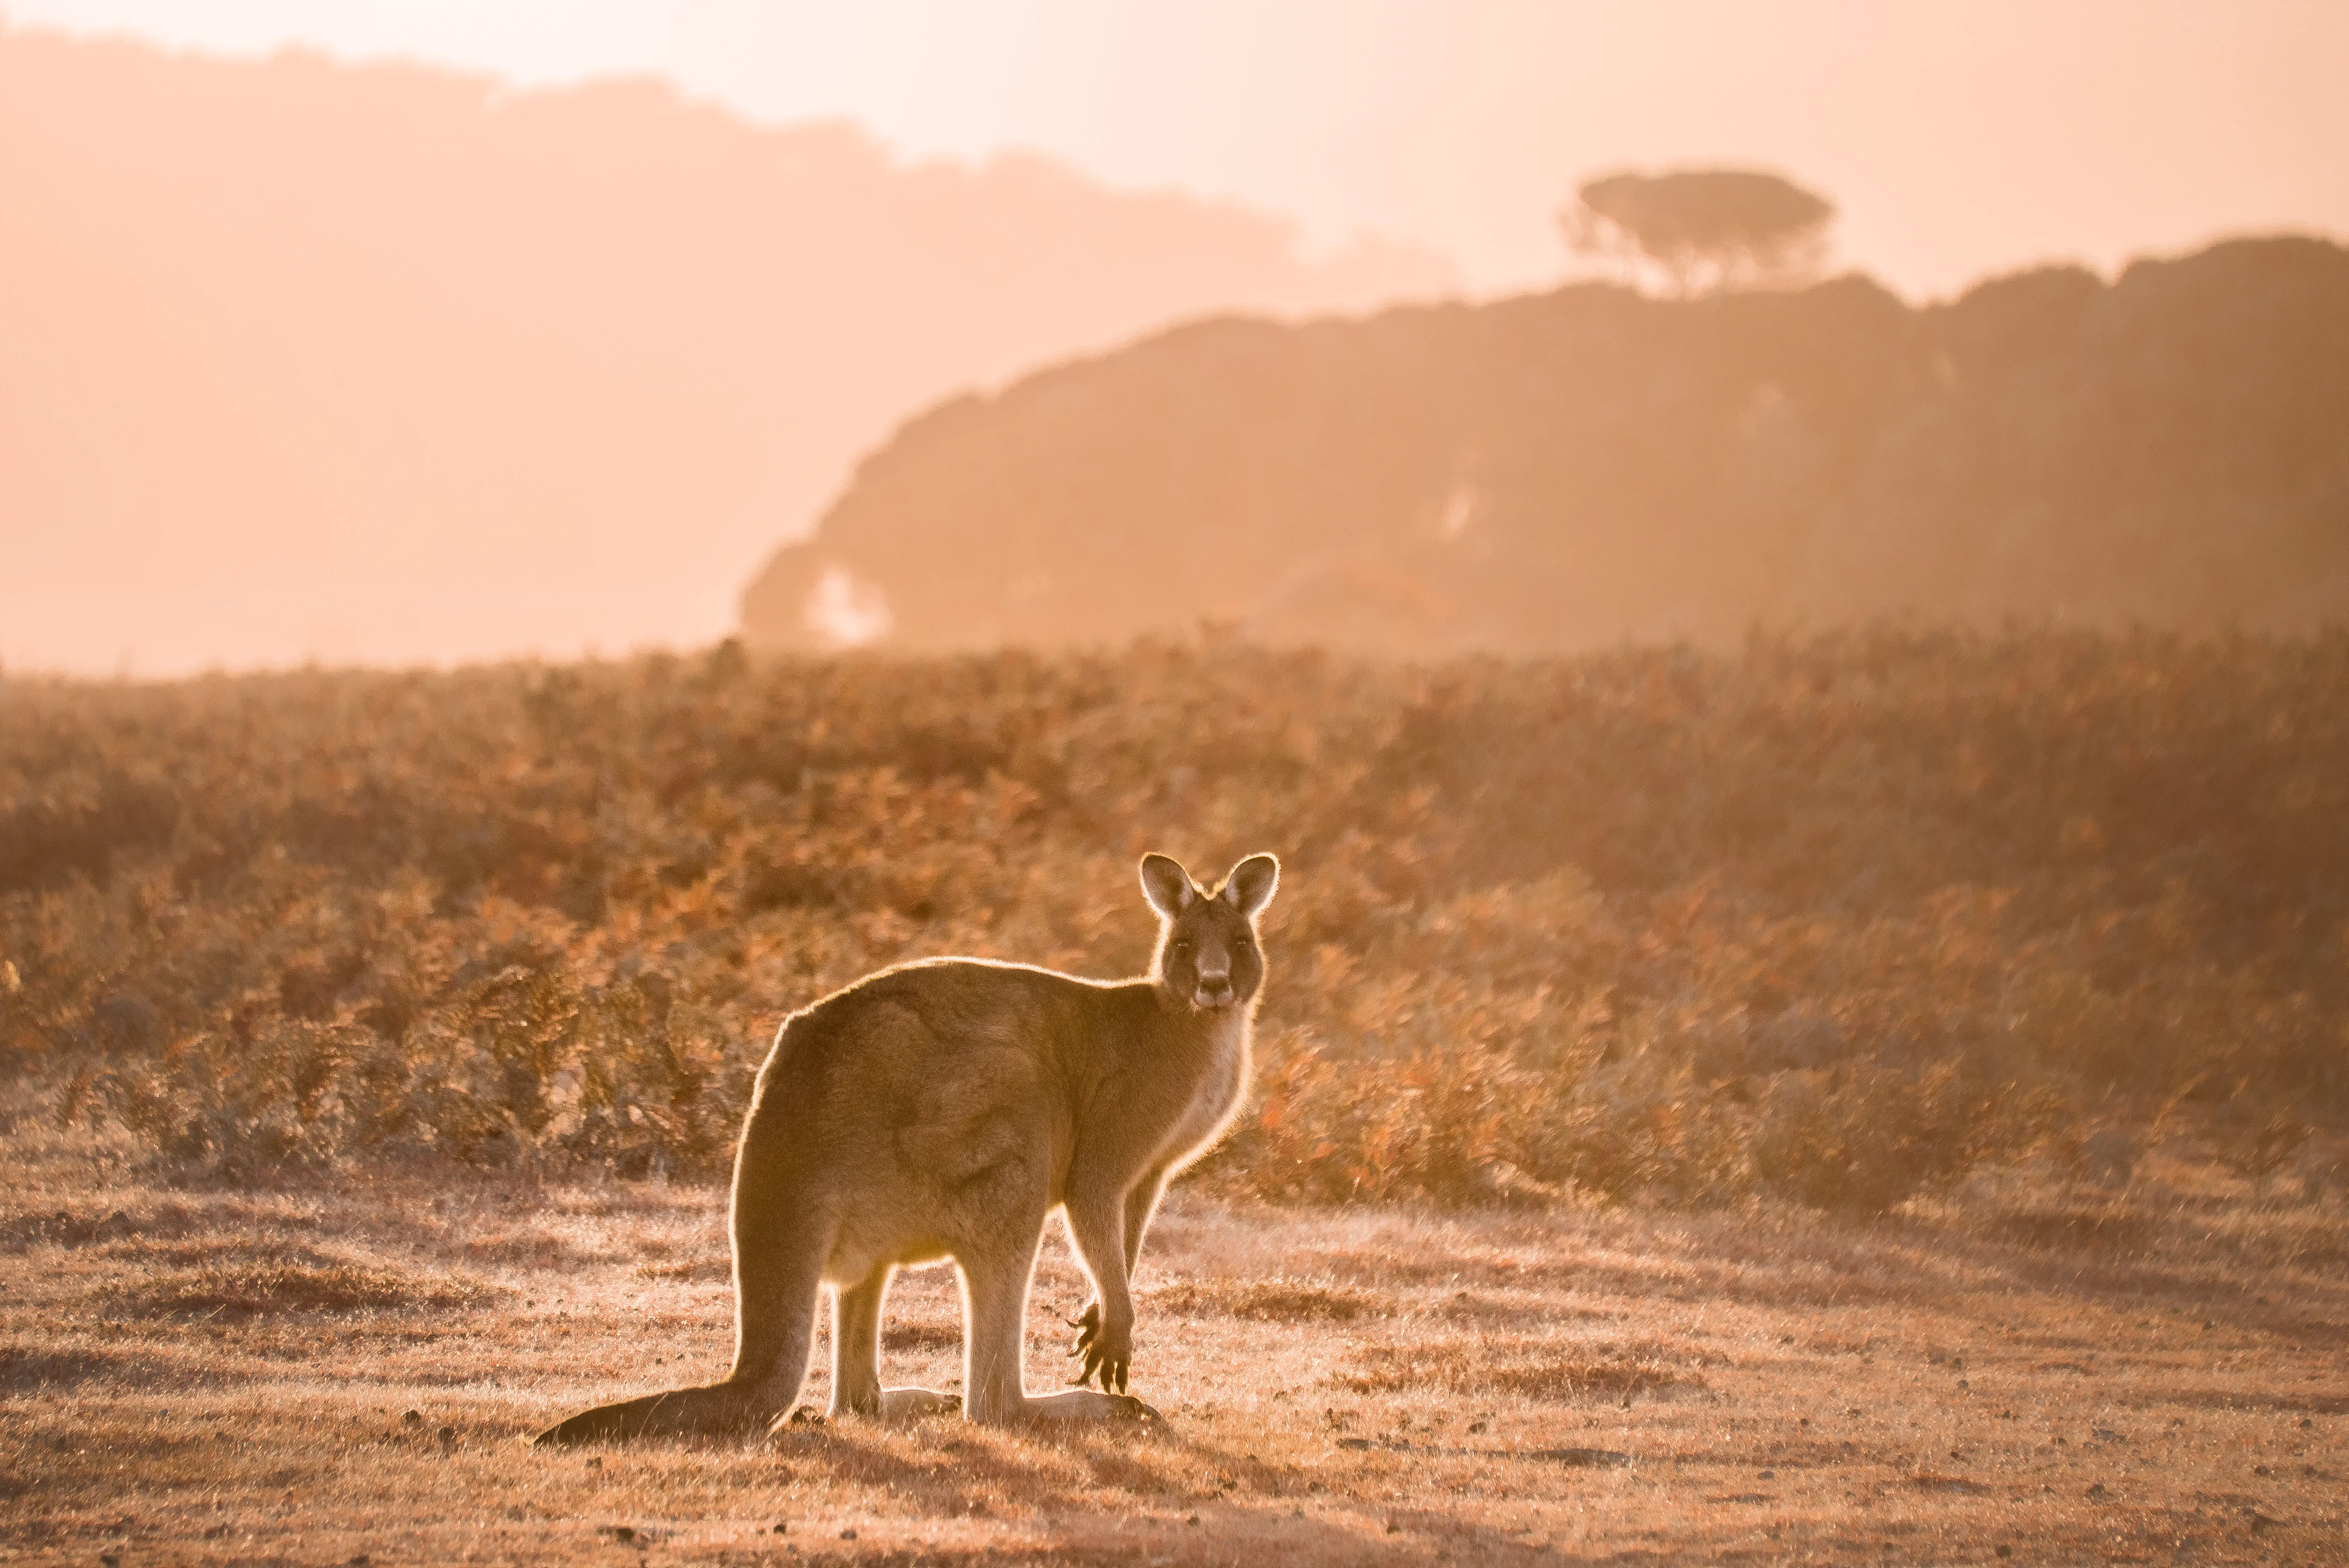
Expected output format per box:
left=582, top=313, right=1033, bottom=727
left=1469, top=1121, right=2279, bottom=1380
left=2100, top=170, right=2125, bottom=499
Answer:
left=1067, top=1304, right=1134, bottom=1394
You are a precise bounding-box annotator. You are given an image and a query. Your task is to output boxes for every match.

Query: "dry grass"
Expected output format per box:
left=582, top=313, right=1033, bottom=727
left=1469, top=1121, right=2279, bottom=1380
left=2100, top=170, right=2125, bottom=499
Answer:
left=3, top=1130, right=2342, bottom=1566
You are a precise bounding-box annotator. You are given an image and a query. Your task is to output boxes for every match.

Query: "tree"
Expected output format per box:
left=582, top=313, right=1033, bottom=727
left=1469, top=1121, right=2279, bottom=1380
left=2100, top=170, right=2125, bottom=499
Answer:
left=1563, top=168, right=1835, bottom=294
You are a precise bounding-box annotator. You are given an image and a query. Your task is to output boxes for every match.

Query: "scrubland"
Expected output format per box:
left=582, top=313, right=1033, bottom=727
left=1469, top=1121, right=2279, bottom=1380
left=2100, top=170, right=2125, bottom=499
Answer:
left=4, top=628, right=2346, bottom=1562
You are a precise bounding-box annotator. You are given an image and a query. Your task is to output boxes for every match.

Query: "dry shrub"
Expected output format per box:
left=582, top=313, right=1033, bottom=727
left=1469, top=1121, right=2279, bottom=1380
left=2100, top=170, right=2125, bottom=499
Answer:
left=6, top=629, right=2345, bottom=1213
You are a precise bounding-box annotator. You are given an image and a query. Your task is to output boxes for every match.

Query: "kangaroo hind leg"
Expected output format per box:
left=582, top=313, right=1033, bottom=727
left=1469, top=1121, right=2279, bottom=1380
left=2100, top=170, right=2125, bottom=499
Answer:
left=831, top=1267, right=958, bottom=1422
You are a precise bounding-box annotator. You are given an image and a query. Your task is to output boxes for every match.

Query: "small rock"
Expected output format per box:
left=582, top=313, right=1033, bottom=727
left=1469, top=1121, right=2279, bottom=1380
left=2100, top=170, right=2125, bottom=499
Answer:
left=1187, top=1515, right=1201, bottom=1527
left=771, top=1521, right=787, bottom=1534
left=585, top=1458, right=602, bottom=1471
left=348, top=1556, right=371, bottom=1566
left=1996, top=1546, right=2012, bottom=1559
left=1337, top=1437, right=1370, bottom=1450
left=1385, top=1520, right=1401, bottom=1534
left=437, top=1426, right=456, bottom=1444
left=1758, top=1470, right=1775, bottom=1480
left=839, top=1528, right=857, bottom=1540
left=401, top=1410, right=422, bottom=1426
left=1467, top=1421, right=1487, bottom=1434
left=2086, top=1483, right=2107, bottom=1499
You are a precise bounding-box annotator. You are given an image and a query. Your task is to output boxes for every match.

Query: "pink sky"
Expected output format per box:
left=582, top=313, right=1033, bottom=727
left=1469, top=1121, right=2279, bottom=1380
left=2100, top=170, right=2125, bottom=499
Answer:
left=6, top=1, right=2344, bottom=675
left=9, top=0, right=2346, bottom=299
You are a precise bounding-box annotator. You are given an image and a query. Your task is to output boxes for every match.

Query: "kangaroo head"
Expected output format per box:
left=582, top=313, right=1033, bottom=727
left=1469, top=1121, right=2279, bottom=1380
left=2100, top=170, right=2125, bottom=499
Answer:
left=1140, top=852, right=1279, bottom=1013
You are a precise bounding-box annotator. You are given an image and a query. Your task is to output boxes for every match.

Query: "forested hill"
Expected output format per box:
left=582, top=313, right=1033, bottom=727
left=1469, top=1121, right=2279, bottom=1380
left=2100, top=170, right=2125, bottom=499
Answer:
left=742, top=236, right=2349, bottom=653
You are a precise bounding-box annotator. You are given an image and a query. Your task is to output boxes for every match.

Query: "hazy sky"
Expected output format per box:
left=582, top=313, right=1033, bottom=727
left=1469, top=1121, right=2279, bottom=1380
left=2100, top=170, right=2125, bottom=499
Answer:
left=9, top=0, right=2346, bottom=299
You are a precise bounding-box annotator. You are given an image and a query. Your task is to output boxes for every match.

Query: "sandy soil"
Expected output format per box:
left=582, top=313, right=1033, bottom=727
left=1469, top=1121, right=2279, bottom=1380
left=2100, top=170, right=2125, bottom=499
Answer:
left=2, top=1143, right=2343, bottom=1566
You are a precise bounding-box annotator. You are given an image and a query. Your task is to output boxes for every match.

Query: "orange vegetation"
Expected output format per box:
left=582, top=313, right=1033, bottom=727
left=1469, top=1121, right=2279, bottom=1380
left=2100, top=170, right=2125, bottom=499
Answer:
left=5, top=628, right=2343, bottom=1211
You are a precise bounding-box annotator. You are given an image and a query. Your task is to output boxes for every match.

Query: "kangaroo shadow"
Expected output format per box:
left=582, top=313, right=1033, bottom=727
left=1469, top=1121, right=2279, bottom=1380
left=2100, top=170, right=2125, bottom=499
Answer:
left=759, top=1411, right=1592, bottom=1562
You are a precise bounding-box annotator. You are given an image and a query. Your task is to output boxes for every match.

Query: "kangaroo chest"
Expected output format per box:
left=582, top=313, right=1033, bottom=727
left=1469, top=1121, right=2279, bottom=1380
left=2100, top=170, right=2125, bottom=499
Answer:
left=1157, top=1012, right=1251, bottom=1167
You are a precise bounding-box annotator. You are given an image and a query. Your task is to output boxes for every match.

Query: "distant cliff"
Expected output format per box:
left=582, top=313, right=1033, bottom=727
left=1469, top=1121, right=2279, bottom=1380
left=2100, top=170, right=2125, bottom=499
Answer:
left=743, top=236, right=2349, bottom=653
left=0, top=24, right=1446, bottom=671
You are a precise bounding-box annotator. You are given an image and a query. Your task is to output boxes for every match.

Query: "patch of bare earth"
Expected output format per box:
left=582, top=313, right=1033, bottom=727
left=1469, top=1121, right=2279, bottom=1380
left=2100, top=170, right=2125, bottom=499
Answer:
left=1, top=1148, right=2343, bottom=1565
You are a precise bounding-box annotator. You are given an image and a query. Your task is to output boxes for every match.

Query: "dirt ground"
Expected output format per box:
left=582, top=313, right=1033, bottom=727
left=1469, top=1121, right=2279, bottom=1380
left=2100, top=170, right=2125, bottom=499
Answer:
left=2, top=1136, right=2343, bottom=1566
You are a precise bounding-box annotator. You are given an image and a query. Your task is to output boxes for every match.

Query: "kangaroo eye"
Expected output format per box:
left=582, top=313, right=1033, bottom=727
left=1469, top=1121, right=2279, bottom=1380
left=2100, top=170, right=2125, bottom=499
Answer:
left=1233, top=935, right=1251, bottom=950
left=1170, top=938, right=1192, bottom=953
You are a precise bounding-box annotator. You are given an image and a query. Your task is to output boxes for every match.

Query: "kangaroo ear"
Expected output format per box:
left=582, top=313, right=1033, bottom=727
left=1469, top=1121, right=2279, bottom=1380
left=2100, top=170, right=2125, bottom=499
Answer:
left=1222, top=853, right=1280, bottom=918
left=1139, top=853, right=1195, bottom=918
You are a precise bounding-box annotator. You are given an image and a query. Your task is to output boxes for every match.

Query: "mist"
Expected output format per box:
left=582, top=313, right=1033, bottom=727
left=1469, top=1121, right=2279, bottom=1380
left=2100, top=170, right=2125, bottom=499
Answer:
left=0, top=25, right=1443, bottom=673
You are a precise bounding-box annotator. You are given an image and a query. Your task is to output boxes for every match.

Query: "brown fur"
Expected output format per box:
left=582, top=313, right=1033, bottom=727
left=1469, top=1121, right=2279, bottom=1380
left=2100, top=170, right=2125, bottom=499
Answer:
left=535, top=851, right=1279, bottom=1443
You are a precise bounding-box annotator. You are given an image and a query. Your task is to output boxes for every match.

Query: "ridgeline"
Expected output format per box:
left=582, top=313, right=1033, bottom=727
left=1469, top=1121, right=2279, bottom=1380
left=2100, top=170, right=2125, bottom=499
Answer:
left=745, top=236, right=2349, bottom=653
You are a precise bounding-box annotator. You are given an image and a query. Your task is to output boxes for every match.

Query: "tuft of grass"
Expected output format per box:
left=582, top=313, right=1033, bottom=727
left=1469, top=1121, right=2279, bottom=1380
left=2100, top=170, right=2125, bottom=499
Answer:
left=106, top=1259, right=506, bottom=1319
left=1148, top=1279, right=1379, bottom=1322
left=1336, top=1335, right=1694, bottom=1400
left=880, top=1320, right=964, bottom=1352
left=0, top=1346, right=126, bottom=1391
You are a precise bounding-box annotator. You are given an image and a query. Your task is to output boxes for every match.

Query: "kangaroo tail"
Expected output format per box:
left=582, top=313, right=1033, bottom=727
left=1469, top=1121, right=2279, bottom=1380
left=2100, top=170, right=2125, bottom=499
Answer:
left=536, top=1035, right=830, bottom=1448
left=533, top=1380, right=760, bottom=1446
left=532, top=1235, right=827, bottom=1446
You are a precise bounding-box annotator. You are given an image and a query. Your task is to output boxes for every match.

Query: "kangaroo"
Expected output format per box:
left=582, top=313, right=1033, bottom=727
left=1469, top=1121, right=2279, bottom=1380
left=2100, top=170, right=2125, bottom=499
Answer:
left=535, top=851, right=1278, bottom=1443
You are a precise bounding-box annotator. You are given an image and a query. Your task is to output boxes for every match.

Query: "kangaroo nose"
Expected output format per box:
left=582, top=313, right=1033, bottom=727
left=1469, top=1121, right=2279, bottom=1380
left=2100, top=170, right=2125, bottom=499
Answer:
left=1198, top=974, right=1233, bottom=1000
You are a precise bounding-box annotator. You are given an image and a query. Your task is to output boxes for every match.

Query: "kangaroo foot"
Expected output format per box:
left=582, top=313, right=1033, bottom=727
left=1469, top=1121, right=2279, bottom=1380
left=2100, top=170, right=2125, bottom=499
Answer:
left=880, top=1387, right=962, bottom=1421
left=827, top=1385, right=961, bottom=1422
left=1012, top=1388, right=1162, bottom=1426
